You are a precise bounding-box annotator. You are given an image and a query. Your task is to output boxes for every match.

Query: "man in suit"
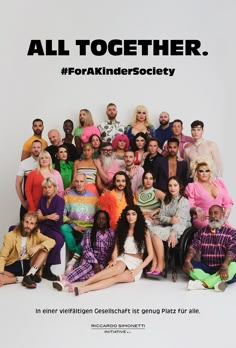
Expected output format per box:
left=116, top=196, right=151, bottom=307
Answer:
left=153, top=137, right=188, bottom=193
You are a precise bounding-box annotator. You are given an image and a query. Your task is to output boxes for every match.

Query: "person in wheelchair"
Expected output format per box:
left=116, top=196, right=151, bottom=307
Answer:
left=183, top=204, right=236, bottom=292
left=147, top=176, right=191, bottom=275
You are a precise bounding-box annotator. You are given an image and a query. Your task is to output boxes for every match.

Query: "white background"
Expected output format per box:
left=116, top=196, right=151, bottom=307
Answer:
left=0, top=1, right=235, bottom=346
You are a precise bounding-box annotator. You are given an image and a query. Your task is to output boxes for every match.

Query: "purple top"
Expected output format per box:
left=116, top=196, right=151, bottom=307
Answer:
left=190, top=225, right=236, bottom=267
left=81, top=228, right=115, bottom=266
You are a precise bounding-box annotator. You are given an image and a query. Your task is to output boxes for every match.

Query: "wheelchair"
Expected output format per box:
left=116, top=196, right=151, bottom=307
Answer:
left=144, top=226, right=197, bottom=282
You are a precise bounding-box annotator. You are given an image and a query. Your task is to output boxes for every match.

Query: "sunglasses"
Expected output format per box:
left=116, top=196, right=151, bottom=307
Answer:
left=198, top=169, right=210, bottom=173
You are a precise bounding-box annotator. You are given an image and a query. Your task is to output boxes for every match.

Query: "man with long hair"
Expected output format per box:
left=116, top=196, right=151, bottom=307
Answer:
left=0, top=212, right=55, bottom=289
left=98, top=171, right=135, bottom=229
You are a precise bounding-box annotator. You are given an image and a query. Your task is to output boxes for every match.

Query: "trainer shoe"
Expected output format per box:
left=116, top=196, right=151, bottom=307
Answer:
left=214, top=282, right=228, bottom=292
left=22, top=275, right=37, bottom=289
left=187, top=280, right=207, bottom=290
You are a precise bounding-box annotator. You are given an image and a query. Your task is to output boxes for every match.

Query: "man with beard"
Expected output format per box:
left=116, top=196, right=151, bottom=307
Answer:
left=153, top=138, right=188, bottom=193
left=98, top=103, right=126, bottom=143
left=21, top=118, right=48, bottom=160
left=154, top=111, right=172, bottom=149
left=124, top=151, right=144, bottom=194
left=94, top=142, right=120, bottom=189
left=0, top=212, right=55, bottom=288
left=183, top=205, right=236, bottom=292
left=45, top=129, right=78, bottom=163
left=16, top=140, right=42, bottom=220
left=98, top=171, right=135, bottom=230
left=61, top=173, right=98, bottom=273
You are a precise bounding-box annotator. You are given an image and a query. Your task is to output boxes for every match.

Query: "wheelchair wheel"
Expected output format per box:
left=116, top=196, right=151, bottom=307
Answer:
left=178, top=226, right=197, bottom=266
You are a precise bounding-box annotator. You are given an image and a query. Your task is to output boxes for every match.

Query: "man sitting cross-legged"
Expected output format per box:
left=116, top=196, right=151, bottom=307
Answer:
left=0, top=212, right=55, bottom=289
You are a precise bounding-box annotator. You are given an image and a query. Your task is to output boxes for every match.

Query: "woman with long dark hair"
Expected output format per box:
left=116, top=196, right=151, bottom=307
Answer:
left=148, top=176, right=191, bottom=275
left=72, top=205, right=153, bottom=296
left=54, top=144, right=73, bottom=189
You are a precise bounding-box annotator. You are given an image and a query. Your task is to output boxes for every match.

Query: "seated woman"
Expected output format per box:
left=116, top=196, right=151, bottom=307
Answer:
left=185, top=157, right=233, bottom=229
left=132, top=132, right=148, bottom=166
left=37, top=177, right=65, bottom=281
left=136, top=171, right=165, bottom=226
left=148, top=176, right=191, bottom=275
left=126, top=105, right=155, bottom=145
left=54, top=145, right=73, bottom=189
left=112, top=134, right=130, bottom=170
left=52, top=210, right=115, bottom=291
left=74, top=109, right=100, bottom=151
left=25, top=151, right=64, bottom=211
left=70, top=205, right=153, bottom=296
left=71, top=142, right=102, bottom=196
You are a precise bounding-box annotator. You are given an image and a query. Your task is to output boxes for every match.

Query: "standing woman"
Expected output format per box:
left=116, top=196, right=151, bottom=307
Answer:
left=132, top=132, right=148, bottom=166
left=37, top=177, right=65, bottom=281
left=89, top=134, right=102, bottom=159
left=148, top=176, right=191, bottom=275
left=126, top=105, right=155, bottom=144
left=62, top=119, right=75, bottom=145
left=25, top=151, right=64, bottom=211
left=71, top=142, right=101, bottom=196
left=54, top=145, right=73, bottom=189
left=112, top=134, right=130, bottom=170
left=72, top=205, right=153, bottom=296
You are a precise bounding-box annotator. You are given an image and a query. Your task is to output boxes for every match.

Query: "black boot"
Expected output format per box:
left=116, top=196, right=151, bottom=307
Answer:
left=42, top=266, right=58, bottom=281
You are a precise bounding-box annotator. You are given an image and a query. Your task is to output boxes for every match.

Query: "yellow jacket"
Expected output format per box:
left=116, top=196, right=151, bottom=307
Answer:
left=0, top=227, right=56, bottom=272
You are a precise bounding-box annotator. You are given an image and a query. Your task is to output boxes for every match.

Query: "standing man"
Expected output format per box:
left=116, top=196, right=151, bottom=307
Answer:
left=184, top=120, right=223, bottom=179
left=45, top=129, right=78, bottom=163
left=154, top=111, right=172, bottom=149
left=183, top=205, right=236, bottom=292
left=21, top=118, right=48, bottom=160
left=61, top=173, right=98, bottom=272
left=153, top=138, right=188, bottom=193
left=16, top=140, right=42, bottom=220
left=98, top=103, right=126, bottom=143
left=124, top=151, right=144, bottom=194
left=94, top=142, right=120, bottom=190
left=162, top=119, right=193, bottom=158
left=143, top=138, right=163, bottom=172
left=0, top=212, right=55, bottom=289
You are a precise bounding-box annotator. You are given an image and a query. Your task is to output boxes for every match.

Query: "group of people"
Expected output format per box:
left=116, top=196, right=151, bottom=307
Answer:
left=0, top=102, right=235, bottom=295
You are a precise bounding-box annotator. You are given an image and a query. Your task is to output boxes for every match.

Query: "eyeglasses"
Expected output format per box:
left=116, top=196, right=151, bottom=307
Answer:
left=198, top=169, right=210, bottom=173
left=102, top=149, right=113, bottom=153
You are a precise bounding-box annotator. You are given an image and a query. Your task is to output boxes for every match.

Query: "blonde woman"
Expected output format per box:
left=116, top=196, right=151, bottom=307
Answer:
left=37, top=177, right=65, bottom=281
left=185, top=157, right=233, bottom=228
left=25, top=151, right=64, bottom=211
left=126, top=105, right=155, bottom=144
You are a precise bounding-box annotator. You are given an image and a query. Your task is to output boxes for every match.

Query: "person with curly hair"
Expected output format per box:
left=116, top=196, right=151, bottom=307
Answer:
left=98, top=171, right=135, bottom=229
left=185, top=156, right=233, bottom=229
left=72, top=205, right=153, bottom=296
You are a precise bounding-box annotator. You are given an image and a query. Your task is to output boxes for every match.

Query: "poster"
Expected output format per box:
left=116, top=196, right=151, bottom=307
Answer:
left=1, top=1, right=235, bottom=347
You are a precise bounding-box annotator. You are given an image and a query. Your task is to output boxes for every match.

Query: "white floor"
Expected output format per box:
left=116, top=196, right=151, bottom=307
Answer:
left=1, top=269, right=235, bottom=348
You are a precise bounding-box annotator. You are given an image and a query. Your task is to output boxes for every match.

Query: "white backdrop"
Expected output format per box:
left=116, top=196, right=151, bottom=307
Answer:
left=1, top=1, right=236, bottom=347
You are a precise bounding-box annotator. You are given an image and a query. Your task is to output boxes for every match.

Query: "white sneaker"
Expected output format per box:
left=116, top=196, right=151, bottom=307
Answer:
left=187, top=280, right=207, bottom=290
left=214, top=282, right=228, bottom=292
